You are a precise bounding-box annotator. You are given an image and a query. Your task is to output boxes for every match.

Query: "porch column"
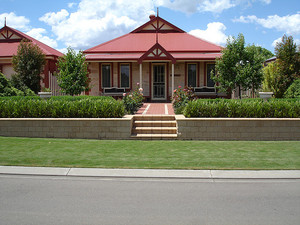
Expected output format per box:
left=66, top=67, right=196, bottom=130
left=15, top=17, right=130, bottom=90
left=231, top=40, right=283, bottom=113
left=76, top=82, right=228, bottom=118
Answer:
left=139, top=63, right=143, bottom=89
left=172, top=63, right=175, bottom=97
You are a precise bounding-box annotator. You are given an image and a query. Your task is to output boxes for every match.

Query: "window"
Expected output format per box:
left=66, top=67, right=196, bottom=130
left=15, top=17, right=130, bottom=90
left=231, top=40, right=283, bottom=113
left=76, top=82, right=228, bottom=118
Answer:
left=120, top=64, right=130, bottom=88
left=102, top=64, right=111, bottom=88
left=206, top=64, right=215, bottom=87
left=187, top=64, right=197, bottom=87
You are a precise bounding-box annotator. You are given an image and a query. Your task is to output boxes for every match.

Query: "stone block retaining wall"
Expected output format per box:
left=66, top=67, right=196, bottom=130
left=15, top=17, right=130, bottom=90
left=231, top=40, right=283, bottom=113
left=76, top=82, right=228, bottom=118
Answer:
left=0, top=116, right=133, bottom=140
left=0, top=116, right=299, bottom=140
left=176, top=115, right=300, bottom=140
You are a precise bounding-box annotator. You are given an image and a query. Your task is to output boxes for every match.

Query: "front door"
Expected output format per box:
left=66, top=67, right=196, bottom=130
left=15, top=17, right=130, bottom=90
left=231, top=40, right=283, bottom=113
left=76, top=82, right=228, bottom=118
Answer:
left=152, top=64, right=166, bottom=100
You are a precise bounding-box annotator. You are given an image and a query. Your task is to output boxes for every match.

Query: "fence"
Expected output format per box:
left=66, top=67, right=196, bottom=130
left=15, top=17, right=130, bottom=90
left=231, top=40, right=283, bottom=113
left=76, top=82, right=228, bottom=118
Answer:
left=49, top=72, right=65, bottom=96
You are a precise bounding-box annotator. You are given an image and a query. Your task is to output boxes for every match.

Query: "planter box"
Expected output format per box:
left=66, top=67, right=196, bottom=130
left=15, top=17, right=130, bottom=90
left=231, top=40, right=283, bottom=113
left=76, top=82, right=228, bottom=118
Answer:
left=38, top=92, right=52, bottom=99
left=259, top=92, right=273, bottom=100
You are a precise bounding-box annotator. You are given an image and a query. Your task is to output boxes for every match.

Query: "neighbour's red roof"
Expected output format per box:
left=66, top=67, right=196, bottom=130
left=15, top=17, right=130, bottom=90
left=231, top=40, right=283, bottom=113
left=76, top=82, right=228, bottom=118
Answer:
left=84, top=16, right=222, bottom=62
left=0, top=26, right=63, bottom=58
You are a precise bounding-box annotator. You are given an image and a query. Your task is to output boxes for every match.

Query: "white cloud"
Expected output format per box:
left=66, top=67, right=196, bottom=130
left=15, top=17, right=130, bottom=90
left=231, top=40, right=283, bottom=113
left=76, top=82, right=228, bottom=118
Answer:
left=260, top=0, right=271, bottom=4
left=272, top=36, right=300, bottom=48
left=39, top=9, right=69, bottom=26
left=271, top=37, right=282, bottom=48
left=26, top=28, right=58, bottom=48
left=233, top=13, right=300, bottom=35
left=39, top=0, right=155, bottom=50
left=200, top=0, right=235, bottom=14
left=154, top=0, right=235, bottom=14
left=189, top=22, right=227, bottom=45
left=0, top=12, right=30, bottom=30
left=155, top=0, right=271, bottom=14
left=68, top=2, right=77, bottom=8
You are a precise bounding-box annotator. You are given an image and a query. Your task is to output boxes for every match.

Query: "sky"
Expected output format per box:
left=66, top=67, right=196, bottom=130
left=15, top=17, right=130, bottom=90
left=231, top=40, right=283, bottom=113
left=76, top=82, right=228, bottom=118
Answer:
left=0, top=0, right=299, bottom=54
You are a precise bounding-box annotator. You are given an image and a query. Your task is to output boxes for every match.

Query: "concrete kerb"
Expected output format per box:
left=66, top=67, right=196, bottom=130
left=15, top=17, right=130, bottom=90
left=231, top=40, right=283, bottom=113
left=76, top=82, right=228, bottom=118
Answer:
left=0, top=166, right=299, bottom=179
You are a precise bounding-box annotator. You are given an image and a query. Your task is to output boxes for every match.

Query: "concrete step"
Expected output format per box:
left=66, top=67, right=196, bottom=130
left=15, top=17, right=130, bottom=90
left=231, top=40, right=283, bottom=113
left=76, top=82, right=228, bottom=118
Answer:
left=130, top=133, right=178, bottom=140
left=134, top=120, right=177, bottom=127
left=133, top=115, right=176, bottom=121
left=132, top=127, right=177, bottom=134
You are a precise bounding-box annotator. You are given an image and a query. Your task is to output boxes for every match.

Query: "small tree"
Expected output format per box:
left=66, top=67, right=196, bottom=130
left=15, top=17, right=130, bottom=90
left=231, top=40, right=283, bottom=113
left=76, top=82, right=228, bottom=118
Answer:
left=213, top=34, right=267, bottom=98
left=56, top=47, right=90, bottom=96
left=262, top=62, right=281, bottom=94
left=12, top=40, right=46, bottom=93
left=273, top=35, right=300, bottom=97
left=212, top=34, right=246, bottom=98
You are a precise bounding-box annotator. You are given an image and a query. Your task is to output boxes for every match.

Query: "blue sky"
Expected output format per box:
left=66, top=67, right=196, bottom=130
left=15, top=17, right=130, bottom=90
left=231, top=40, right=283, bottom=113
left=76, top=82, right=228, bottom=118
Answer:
left=1, top=0, right=299, bottom=54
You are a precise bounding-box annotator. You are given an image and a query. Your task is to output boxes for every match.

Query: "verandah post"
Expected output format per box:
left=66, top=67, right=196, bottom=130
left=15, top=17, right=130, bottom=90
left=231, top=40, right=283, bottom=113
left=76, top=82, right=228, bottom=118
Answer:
left=139, top=63, right=143, bottom=89
left=172, top=63, right=174, bottom=98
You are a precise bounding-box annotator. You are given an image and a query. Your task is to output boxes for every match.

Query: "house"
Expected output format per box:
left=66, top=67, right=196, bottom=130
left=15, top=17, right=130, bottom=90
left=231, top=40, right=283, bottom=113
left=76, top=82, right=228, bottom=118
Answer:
left=264, top=56, right=276, bottom=66
left=0, top=23, right=63, bottom=89
left=84, top=15, right=228, bottom=101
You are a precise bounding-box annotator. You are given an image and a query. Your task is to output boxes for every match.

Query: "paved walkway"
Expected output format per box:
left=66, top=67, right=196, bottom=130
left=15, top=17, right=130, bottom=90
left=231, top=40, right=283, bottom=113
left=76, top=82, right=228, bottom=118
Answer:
left=0, top=166, right=299, bottom=179
left=136, top=103, right=175, bottom=115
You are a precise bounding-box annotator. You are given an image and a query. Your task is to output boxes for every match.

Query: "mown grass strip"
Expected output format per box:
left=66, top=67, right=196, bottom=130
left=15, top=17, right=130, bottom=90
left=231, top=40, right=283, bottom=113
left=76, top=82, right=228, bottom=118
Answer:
left=0, top=137, right=299, bottom=170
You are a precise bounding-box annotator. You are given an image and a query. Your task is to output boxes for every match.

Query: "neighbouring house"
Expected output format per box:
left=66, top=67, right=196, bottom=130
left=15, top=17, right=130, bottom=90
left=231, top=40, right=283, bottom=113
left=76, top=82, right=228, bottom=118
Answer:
left=0, top=24, right=63, bottom=89
left=84, top=15, right=228, bottom=101
left=264, top=56, right=276, bottom=66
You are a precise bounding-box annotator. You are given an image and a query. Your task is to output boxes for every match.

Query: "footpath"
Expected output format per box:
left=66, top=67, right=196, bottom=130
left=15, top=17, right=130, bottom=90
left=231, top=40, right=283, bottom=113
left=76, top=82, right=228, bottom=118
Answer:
left=0, top=166, right=299, bottom=179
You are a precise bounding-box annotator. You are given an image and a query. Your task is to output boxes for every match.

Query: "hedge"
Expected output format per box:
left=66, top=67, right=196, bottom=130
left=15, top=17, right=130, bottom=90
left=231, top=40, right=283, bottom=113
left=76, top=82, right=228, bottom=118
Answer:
left=183, top=99, right=300, bottom=118
left=0, top=96, right=125, bottom=118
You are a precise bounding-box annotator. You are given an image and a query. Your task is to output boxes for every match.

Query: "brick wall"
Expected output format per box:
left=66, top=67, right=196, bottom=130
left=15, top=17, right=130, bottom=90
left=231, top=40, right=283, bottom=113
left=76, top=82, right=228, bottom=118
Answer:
left=176, top=115, right=300, bottom=141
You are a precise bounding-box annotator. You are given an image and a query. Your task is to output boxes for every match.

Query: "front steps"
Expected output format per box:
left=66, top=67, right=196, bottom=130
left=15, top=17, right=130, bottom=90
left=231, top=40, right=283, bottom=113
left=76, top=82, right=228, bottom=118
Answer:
left=131, top=115, right=177, bottom=140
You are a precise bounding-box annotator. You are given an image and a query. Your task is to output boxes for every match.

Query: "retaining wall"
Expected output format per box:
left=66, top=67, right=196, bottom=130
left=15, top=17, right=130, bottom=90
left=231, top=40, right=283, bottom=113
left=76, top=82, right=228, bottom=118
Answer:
left=0, top=116, right=299, bottom=140
left=0, top=116, right=133, bottom=140
left=176, top=115, right=300, bottom=140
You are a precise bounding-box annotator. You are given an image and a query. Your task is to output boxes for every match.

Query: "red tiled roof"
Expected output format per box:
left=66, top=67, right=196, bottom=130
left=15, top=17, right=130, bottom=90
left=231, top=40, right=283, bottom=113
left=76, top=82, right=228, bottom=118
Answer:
left=84, top=33, right=222, bottom=54
left=0, top=26, right=63, bottom=58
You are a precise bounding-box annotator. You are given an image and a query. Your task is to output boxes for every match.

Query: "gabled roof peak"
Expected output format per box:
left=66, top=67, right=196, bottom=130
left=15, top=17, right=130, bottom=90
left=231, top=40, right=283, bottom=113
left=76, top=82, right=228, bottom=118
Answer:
left=131, top=16, right=185, bottom=34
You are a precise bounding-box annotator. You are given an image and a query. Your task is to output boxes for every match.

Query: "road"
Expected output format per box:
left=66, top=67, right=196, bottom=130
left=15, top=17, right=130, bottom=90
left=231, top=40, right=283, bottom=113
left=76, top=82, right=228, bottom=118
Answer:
left=0, top=175, right=299, bottom=225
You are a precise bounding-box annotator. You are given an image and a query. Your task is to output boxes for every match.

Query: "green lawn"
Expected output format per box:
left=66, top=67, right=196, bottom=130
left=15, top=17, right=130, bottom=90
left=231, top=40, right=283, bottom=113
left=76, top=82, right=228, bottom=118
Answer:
left=0, top=136, right=299, bottom=170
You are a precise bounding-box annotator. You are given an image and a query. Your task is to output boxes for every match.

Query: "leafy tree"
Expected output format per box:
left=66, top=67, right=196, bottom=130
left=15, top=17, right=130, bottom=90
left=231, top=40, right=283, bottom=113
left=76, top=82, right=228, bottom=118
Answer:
left=213, top=34, right=269, bottom=98
left=262, top=62, right=280, bottom=93
left=12, top=40, right=46, bottom=93
left=284, top=79, right=300, bottom=98
left=273, top=35, right=300, bottom=97
left=56, top=47, right=90, bottom=96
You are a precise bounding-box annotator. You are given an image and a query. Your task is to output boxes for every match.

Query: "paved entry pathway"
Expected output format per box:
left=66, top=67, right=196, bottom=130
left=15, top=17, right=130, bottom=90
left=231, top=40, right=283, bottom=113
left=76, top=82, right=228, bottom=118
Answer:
left=135, top=103, right=175, bottom=115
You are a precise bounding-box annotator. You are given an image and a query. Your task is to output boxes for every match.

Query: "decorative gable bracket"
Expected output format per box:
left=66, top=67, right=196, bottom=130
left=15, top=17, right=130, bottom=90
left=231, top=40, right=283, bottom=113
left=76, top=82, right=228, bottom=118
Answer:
left=138, top=43, right=176, bottom=64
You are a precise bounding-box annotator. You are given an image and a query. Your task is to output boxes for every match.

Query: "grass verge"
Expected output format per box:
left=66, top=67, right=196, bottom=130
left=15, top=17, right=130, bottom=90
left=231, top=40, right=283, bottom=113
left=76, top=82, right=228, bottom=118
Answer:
left=0, top=137, right=299, bottom=170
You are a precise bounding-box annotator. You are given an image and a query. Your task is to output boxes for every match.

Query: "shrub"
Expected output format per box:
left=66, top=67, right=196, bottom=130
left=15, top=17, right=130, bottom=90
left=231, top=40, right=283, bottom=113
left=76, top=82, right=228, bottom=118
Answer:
left=0, top=73, right=35, bottom=97
left=0, top=96, right=125, bottom=118
left=122, top=87, right=144, bottom=114
left=171, top=86, right=197, bottom=114
left=183, top=99, right=300, bottom=118
left=284, top=79, right=300, bottom=98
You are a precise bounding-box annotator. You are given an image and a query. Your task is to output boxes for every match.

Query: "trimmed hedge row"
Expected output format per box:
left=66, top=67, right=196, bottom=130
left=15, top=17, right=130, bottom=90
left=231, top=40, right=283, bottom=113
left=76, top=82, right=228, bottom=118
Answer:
left=183, top=99, right=300, bottom=118
left=0, top=96, right=125, bottom=118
